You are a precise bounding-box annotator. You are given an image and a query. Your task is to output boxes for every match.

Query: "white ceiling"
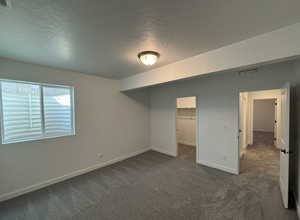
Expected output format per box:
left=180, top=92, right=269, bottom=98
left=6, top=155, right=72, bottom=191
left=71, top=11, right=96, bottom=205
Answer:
left=1, top=0, right=300, bottom=79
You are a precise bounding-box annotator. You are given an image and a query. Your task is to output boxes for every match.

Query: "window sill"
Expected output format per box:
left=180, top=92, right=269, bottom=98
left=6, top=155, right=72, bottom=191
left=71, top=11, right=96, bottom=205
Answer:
left=2, top=132, right=76, bottom=145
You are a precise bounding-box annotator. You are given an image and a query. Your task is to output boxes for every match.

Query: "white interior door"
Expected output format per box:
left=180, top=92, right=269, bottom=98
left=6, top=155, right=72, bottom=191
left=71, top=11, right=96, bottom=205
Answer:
left=274, top=100, right=277, bottom=146
left=239, top=93, right=248, bottom=156
left=279, top=83, right=290, bottom=208
left=239, top=94, right=245, bottom=152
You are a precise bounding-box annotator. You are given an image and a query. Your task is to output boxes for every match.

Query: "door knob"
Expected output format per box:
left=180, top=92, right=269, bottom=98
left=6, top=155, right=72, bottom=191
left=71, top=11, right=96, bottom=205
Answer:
left=280, top=149, right=287, bottom=154
left=281, top=149, right=293, bottom=154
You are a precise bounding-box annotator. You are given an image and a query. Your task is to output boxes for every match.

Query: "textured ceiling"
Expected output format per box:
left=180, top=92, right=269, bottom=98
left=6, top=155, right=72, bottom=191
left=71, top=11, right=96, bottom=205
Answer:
left=1, top=0, right=300, bottom=79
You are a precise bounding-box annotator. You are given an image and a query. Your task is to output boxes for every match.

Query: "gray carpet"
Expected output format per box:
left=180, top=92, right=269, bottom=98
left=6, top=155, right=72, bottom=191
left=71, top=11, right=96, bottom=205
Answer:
left=253, top=131, right=275, bottom=146
left=0, top=132, right=298, bottom=220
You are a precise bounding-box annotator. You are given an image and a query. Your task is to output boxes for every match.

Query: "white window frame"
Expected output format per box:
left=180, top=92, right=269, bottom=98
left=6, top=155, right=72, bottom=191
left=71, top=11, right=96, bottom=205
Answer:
left=0, top=79, right=75, bottom=144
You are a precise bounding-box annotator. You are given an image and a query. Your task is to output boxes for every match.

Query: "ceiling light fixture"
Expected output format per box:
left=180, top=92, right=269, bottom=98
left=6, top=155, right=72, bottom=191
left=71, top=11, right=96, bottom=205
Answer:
left=138, top=51, right=160, bottom=66
left=0, top=0, right=11, bottom=8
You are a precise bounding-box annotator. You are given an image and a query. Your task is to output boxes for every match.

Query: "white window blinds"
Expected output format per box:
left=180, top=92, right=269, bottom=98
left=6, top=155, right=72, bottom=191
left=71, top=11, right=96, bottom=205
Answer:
left=43, top=87, right=73, bottom=134
left=1, top=82, right=42, bottom=143
left=0, top=80, right=75, bottom=144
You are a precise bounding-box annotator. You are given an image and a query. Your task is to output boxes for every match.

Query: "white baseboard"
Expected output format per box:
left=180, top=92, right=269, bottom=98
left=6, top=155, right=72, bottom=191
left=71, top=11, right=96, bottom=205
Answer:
left=198, top=160, right=238, bottom=175
left=0, top=147, right=150, bottom=202
left=151, top=147, right=176, bottom=157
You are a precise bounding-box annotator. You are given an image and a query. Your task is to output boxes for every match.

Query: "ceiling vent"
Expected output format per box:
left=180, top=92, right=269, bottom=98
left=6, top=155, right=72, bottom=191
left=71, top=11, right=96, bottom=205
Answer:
left=0, top=0, right=11, bottom=8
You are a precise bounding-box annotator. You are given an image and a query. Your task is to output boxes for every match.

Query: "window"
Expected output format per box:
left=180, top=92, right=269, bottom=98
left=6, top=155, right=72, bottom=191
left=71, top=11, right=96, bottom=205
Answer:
left=0, top=80, right=75, bottom=144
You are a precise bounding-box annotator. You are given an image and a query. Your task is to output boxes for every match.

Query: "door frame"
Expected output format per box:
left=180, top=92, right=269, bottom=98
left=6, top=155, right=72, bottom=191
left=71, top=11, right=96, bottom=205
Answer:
left=239, top=93, right=248, bottom=152
left=237, top=88, right=283, bottom=174
left=279, top=82, right=291, bottom=208
left=174, top=96, right=199, bottom=163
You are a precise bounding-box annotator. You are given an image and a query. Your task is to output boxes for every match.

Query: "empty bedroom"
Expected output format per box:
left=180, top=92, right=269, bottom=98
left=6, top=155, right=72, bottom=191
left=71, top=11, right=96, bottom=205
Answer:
left=1, top=1, right=300, bottom=220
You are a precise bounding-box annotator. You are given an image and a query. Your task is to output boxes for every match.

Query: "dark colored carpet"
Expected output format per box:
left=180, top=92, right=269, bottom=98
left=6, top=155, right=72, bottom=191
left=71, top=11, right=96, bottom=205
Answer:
left=0, top=132, right=297, bottom=220
left=253, top=131, right=275, bottom=146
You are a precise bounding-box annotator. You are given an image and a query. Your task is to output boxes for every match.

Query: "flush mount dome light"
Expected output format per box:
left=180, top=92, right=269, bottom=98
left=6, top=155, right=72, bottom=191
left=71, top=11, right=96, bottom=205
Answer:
left=0, top=0, right=11, bottom=7
left=138, top=51, right=160, bottom=66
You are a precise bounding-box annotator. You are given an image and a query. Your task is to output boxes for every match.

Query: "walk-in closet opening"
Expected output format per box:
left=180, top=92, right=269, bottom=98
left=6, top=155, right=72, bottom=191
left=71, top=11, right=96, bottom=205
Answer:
left=176, top=96, right=198, bottom=162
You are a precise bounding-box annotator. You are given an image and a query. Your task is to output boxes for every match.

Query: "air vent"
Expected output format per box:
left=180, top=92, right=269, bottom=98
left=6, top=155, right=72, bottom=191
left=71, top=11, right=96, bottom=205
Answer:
left=239, top=68, right=258, bottom=74
left=0, top=0, right=11, bottom=8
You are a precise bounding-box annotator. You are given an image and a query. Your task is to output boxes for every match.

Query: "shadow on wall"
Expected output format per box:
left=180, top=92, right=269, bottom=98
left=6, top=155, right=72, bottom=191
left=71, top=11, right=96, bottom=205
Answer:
left=122, top=89, right=149, bottom=106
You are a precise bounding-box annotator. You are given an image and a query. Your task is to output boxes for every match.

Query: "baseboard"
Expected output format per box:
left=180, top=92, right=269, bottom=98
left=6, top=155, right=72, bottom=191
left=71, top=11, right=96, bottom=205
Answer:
left=0, top=147, right=150, bottom=203
left=151, top=147, right=176, bottom=157
left=198, top=160, right=238, bottom=175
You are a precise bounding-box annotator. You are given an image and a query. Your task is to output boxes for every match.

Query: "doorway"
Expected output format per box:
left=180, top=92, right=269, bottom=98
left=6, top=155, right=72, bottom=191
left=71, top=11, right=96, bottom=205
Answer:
left=176, top=96, right=197, bottom=162
left=239, top=89, right=281, bottom=157
left=238, top=86, right=291, bottom=208
left=239, top=89, right=281, bottom=167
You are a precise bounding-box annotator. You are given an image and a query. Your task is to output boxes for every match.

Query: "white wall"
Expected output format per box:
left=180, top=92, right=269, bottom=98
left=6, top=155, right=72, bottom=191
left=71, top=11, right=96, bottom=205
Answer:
left=150, top=60, right=298, bottom=174
left=0, top=58, right=150, bottom=201
left=253, top=99, right=275, bottom=132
